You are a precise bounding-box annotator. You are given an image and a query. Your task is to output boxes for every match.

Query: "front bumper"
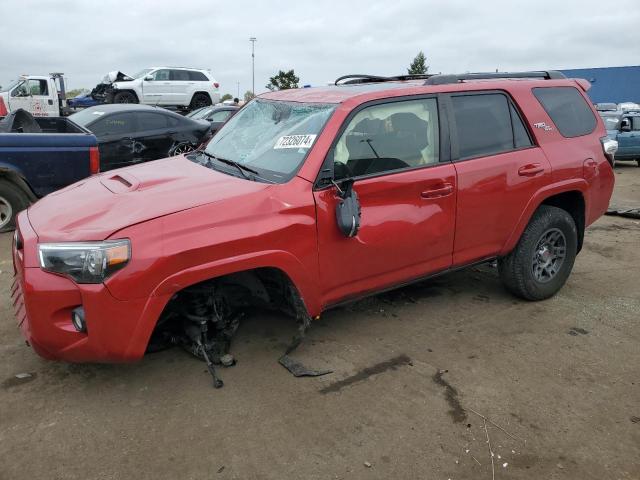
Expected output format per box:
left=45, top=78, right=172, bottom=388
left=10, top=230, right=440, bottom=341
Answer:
left=11, top=212, right=170, bottom=363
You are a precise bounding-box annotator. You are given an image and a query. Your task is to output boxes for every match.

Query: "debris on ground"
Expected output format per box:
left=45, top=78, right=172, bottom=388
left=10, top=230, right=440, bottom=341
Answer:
left=278, top=355, right=332, bottom=377
left=605, top=206, right=640, bottom=219
left=364, top=461, right=372, bottom=468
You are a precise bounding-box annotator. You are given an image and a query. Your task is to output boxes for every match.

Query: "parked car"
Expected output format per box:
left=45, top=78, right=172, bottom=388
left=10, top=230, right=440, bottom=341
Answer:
left=0, top=73, right=71, bottom=118
left=185, top=105, right=239, bottom=135
left=69, top=104, right=212, bottom=171
left=12, top=71, right=615, bottom=387
left=104, top=67, right=220, bottom=110
left=67, top=93, right=102, bottom=110
left=0, top=109, right=99, bottom=231
left=611, top=112, right=640, bottom=166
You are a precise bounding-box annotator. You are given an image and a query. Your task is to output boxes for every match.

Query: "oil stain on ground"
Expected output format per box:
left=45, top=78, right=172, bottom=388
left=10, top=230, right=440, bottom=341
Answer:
left=568, top=327, right=589, bottom=336
left=319, top=354, right=411, bottom=394
left=432, top=369, right=467, bottom=423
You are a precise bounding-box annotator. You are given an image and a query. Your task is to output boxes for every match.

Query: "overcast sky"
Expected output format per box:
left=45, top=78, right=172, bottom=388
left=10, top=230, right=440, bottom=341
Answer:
left=1, top=0, right=639, bottom=95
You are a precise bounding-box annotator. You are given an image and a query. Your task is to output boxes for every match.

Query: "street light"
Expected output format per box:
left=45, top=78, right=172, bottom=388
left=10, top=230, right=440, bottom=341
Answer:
left=249, top=37, right=256, bottom=96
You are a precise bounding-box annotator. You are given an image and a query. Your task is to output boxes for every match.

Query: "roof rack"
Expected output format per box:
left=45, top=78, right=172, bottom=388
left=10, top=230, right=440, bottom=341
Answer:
left=334, top=73, right=433, bottom=86
left=424, top=71, right=566, bottom=85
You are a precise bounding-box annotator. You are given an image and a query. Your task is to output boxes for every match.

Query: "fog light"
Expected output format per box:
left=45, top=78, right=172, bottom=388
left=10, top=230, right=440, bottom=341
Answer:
left=71, top=307, right=86, bottom=332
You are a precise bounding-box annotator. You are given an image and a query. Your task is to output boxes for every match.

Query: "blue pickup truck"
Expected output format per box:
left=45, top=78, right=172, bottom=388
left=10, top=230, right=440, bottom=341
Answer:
left=0, top=110, right=99, bottom=231
left=602, top=111, right=640, bottom=167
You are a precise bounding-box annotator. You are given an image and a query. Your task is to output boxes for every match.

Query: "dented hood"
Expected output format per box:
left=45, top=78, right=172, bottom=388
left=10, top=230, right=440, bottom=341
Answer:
left=28, top=156, right=271, bottom=242
left=102, top=70, right=133, bottom=84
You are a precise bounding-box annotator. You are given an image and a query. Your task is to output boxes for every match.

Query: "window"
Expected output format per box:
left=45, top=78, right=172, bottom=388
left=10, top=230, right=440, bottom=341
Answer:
left=170, top=70, right=190, bottom=81
left=188, top=71, right=209, bottom=81
left=332, top=98, right=439, bottom=179
left=533, top=87, right=597, bottom=138
left=631, top=117, right=640, bottom=131
left=136, top=112, right=169, bottom=131
left=151, top=69, right=170, bottom=81
left=89, top=113, right=135, bottom=136
left=11, top=82, right=28, bottom=97
left=209, top=110, right=233, bottom=122
left=28, top=80, right=49, bottom=96
left=451, top=93, right=525, bottom=160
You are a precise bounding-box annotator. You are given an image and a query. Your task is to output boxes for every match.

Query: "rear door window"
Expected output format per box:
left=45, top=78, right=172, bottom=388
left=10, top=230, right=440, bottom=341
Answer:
left=532, top=87, right=597, bottom=138
left=451, top=93, right=529, bottom=160
left=136, top=112, right=169, bottom=131
left=170, top=70, right=190, bottom=81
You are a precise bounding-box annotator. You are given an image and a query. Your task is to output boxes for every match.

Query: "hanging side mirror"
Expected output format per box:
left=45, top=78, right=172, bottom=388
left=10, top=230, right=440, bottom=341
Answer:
left=334, top=178, right=361, bottom=238
left=620, top=118, right=632, bottom=132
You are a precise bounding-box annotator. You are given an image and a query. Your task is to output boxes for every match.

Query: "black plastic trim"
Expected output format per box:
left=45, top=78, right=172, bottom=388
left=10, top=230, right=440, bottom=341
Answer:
left=425, top=70, right=566, bottom=85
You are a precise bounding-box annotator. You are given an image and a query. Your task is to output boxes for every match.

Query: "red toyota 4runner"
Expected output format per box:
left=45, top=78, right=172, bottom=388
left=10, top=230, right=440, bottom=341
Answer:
left=12, top=71, right=616, bottom=373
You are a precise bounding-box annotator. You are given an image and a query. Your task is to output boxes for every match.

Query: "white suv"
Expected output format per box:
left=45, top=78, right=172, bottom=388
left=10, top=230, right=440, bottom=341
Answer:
left=108, top=67, right=220, bottom=110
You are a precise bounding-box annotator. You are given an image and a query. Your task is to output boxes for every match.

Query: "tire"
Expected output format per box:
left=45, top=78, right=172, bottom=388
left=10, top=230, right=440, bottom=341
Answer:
left=498, top=205, right=577, bottom=301
left=0, top=179, right=31, bottom=233
left=190, top=93, right=211, bottom=110
left=113, top=91, right=137, bottom=104
left=636, top=159, right=640, bottom=167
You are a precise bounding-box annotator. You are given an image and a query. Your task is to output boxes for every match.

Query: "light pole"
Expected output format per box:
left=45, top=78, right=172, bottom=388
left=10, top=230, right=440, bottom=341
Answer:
left=237, top=81, right=240, bottom=99
left=249, top=37, right=256, bottom=96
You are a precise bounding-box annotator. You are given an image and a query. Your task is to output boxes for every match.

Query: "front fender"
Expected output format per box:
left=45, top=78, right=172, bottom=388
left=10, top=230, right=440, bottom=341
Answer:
left=499, top=179, right=589, bottom=256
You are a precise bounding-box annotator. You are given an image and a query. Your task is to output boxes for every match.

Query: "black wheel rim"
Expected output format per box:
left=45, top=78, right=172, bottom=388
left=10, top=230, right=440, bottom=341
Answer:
left=532, top=228, right=566, bottom=283
left=194, top=99, right=208, bottom=108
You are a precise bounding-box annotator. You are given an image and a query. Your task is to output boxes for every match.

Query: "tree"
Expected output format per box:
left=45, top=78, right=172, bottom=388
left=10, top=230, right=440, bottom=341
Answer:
left=65, top=88, right=89, bottom=99
left=220, top=93, right=233, bottom=102
left=265, top=70, right=299, bottom=91
left=407, top=51, right=428, bottom=75
left=243, top=90, right=256, bottom=103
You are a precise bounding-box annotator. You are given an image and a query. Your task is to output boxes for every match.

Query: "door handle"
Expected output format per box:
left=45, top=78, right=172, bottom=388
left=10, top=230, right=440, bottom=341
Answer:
left=421, top=183, right=454, bottom=199
left=518, top=163, right=544, bottom=176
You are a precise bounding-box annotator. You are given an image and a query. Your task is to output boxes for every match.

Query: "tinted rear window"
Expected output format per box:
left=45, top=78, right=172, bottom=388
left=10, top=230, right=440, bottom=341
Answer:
left=170, top=70, right=190, bottom=81
left=533, top=87, right=596, bottom=138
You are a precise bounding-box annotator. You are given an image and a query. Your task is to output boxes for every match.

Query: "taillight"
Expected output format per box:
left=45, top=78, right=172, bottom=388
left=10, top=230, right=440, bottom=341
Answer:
left=0, top=97, right=7, bottom=117
left=600, top=136, right=618, bottom=167
left=213, top=82, right=219, bottom=89
left=89, top=146, right=100, bottom=174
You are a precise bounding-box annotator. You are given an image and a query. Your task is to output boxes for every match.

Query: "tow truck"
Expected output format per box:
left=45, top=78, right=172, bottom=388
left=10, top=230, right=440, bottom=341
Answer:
left=0, top=73, right=71, bottom=118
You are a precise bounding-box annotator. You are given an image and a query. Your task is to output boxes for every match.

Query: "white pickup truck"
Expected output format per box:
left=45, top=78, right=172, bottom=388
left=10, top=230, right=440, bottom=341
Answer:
left=0, top=73, right=69, bottom=118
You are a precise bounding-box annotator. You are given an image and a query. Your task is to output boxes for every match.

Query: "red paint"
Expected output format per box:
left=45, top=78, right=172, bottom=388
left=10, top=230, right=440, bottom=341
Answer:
left=12, top=77, right=615, bottom=362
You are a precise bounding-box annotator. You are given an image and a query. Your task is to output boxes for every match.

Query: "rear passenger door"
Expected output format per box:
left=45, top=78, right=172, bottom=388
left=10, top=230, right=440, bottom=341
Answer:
left=447, top=91, right=552, bottom=266
left=133, top=112, right=175, bottom=162
left=169, top=69, right=191, bottom=105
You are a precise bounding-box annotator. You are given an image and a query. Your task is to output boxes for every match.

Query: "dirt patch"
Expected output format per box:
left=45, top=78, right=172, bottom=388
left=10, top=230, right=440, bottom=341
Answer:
left=319, top=354, right=411, bottom=394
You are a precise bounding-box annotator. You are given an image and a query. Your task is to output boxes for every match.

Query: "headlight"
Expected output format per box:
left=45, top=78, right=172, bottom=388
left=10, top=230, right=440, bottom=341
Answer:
left=38, top=240, right=130, bottom=284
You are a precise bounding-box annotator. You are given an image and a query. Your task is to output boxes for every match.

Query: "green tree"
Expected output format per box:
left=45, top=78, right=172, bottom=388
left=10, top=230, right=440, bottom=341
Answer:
left=220, top=93, right=233, bottom=102
left=243, top=90, right=255, bottom=103
left=265, top=70, right=299, bottom=91
left=407, top=51, right=428, bottom=75
left=65, top=88, right=89, bottom=99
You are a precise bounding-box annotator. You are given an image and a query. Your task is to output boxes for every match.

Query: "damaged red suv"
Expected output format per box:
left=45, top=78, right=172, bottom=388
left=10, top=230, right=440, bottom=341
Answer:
left=12, top=71, right=616, bottom=378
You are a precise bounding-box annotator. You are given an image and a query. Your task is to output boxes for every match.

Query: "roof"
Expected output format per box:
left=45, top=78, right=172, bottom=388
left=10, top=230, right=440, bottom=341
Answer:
left=75, top=104, right=184, bottom=115
left=260, top=80, right=427, bottom=103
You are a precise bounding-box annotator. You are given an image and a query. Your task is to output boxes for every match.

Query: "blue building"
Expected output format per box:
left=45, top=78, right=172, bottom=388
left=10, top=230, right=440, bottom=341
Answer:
left=559, top=66, right=640, bottom=104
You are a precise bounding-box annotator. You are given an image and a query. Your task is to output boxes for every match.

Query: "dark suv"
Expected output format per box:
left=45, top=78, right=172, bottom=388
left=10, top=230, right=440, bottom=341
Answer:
left=12, top=71, right=615, bottom=379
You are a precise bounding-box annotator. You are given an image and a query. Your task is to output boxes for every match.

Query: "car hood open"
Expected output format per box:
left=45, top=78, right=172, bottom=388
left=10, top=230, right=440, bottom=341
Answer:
left=28, top=156, right=271, bottom=242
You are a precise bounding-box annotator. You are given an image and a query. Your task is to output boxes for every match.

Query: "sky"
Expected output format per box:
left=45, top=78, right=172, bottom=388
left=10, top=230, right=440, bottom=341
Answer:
left=1, top=0, right=639, bottom=95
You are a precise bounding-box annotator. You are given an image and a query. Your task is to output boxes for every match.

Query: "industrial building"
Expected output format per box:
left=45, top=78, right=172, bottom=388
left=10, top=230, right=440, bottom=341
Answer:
left=560, top=65, right=640, bottom=104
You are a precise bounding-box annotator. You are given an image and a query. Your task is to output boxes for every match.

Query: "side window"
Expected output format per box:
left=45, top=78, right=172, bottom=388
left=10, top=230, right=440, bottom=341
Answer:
left=136, top=112, right=169, bottom=131
left=188, top=71, right=209, bottom=81
left=170, top=70, right=190, bottom=81
left=533, top=87, right=597, bottom=138
left=451, top=94, right=515, bottom=159
left=511, top=104, right=533, bottom=148
left=210, top=110, right=233, bottom=122
left=28, top=80, right=49, bottom=96
left=632, top=117, right=640, bottom=131
left=332, top=98, right=439, bottom=179
left=89, top=113, right=135, bottom=136
left=152, top=69, right=170, bottom=81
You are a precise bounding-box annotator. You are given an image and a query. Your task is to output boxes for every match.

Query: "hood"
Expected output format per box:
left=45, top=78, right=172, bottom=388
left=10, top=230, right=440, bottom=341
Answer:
left=103, top=70, right=133, bottom=84
left=28, top=156, right=271, bottom=242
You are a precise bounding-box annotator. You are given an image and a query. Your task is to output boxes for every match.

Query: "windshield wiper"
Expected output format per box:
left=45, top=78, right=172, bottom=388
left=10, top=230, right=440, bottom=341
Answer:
left=196, top=151, right=258, bottom=179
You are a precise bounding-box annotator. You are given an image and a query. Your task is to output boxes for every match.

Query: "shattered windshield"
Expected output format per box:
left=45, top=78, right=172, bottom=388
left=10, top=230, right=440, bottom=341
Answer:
left=199, top=99, right=336, bottom=183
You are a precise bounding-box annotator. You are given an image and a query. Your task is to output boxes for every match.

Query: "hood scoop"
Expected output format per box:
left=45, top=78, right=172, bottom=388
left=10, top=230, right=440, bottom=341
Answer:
left=100, top=173, right=139, bottom=193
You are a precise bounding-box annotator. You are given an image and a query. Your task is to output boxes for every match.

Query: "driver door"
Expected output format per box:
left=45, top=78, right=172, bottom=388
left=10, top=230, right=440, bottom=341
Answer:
left=142, top=69, right=171, bottom=104
left=313, top=96, right=457, bottom=307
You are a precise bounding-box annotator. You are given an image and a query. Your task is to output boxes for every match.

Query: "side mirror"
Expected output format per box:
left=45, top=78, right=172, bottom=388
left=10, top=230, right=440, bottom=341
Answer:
left=620, top=119, right=632, bottom=132
left=334, top=178, right=361, bottom=238
left=144, top=75, right=154, bottom=81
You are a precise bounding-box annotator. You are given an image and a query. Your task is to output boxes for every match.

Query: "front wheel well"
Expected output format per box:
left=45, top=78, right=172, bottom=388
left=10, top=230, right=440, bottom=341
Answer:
left=540, top=190, right=585, bottom=252
left=146, top=267, right=310, bottom=354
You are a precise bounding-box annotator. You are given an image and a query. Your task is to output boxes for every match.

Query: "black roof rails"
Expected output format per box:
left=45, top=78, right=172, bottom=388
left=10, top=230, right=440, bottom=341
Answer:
left=424, top=71, right=566, bottom=85
left=335, top=73, right=433, bottom=86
